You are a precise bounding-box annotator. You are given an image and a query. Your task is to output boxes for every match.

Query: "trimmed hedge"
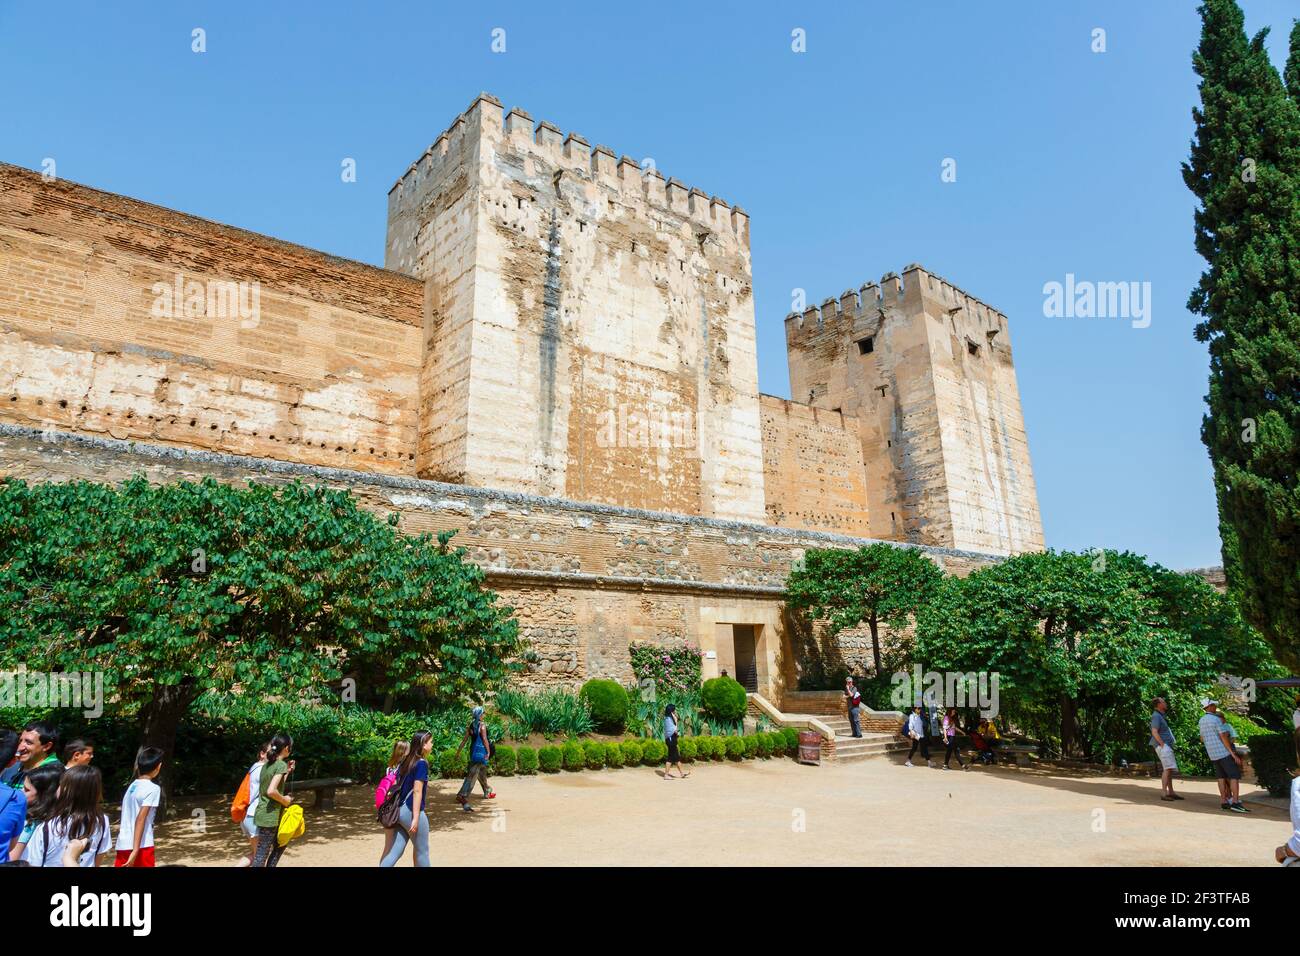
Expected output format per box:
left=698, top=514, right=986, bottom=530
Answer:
left=781, top=727, right=799, bottom=754
left=642, top=739, right=668, bottom=764
left=538, top=745, right=562, bottom=773
left=516, top=745, right=538, bottom=775
left=620, top=739, right=644, bottom=766
left=438, top=747, right=468, bottom=779
left=678, top=736, right=697, bottom=762
left=579, top=680, right=630, bottom=734
left=605, top=740, right=625, bottom=768
left=1251, top=730, right=1299, bottom=797
left=562, top=740, right=585, bottom=771
left=725, top=736, right=746, bottom=760
left=701, top=676, right=748, bottom=722
left=491, top=744, right=516, bottom=777
left=583, top=740, right=607, bottom=770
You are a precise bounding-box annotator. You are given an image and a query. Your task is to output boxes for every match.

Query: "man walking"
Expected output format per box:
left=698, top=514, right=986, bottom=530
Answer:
left=1149, top=698, right=1182, bottom=802
left=1198, top=698, right=1247, bottom=813
left=903, top=705, right=933, bottom=768
left=844, top=677, right=863, bottom=739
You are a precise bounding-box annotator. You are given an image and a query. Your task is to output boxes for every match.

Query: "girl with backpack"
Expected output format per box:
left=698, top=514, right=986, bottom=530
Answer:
left=250, top=733, right=295, bottom=868
left=454, top=707, right=495, bottom=812
left=9, top=762, right=63, bottom=862
left=376, top=739, right=410, bottom=863
left=380, top=731, right=433, bottom=867
left=234, top=741, right=270, bottom=867
left=942, top=708, right=967, bottom=771
left=24, top=765, right=112, bottom=867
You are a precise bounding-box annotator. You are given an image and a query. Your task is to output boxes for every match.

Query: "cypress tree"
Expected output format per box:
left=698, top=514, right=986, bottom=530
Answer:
left=1183, top=0, right=1300, bottom=672
left=1286, top=19, right=1300, bottom=105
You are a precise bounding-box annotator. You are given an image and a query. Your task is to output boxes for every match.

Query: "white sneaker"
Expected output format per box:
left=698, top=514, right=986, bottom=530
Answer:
left=904, top=761, right=913, bottom=767
left=943, top=765, right=950, bottom=771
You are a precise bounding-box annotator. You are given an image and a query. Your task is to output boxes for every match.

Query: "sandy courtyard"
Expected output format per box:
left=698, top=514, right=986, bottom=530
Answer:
left=158, top=756, right=1290, bottom=867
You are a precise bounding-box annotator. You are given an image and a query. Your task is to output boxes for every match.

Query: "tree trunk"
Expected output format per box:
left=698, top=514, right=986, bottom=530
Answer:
left=1059, top=694, right=1080, bottom=758
left=868, top=614, right=882, bottom=675
left=138, top=681, right=196, bottom=813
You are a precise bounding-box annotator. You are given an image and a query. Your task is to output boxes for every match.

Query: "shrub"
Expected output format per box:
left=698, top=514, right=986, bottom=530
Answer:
left=701, top=676, right=748, bottom=723
left=583, top=740, right=607, bottom=770
left=1251, top=730, right=1299, bottom=797
left=605, top=741, right=625, bottom=768
left=579, top=680, right=629, bottom=734
left=705, top=736, right=724, bottom=760
left=438, top=747, right=468, bottom=779
left=538, top=745, right=563, bottom=773
left=642, top=739, right=668, bottom=764
left=725, top=736, right=746, bottom=760
left=562, top=740, right=585, bottom=771
left=782, top=727, right=799, bottom=754
left=516, top=745, right=538, bottom=775
left=620, top=739, right=644, bottom=766
left=755, top=733, right=772, bottom=758
left=678, top=736, right=697, bottom=762
left=491, top=744, right=516, bottom=777
left=743, top=735, right=759, bottom=759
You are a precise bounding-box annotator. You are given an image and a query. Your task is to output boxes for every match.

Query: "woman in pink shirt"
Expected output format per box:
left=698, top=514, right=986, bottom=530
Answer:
left=942, top=708, right=967, bottom=771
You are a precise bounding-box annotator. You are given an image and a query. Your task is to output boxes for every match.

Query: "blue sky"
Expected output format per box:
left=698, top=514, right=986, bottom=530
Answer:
left=1, top=1, right=1294, bottom=569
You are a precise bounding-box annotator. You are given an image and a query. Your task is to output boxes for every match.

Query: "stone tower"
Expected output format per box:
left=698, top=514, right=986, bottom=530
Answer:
left=784, top=264, right=1043, bottom=554
left=384, top=93, right=765, bottom=523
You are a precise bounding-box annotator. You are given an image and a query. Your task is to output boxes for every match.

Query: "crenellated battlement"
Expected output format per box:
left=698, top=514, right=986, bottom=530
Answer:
left=387, top=92, right=749, bottom=242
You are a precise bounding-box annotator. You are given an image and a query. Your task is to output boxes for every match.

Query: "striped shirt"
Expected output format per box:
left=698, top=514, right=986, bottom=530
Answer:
left=1198, top=713, right=1232, bottom=761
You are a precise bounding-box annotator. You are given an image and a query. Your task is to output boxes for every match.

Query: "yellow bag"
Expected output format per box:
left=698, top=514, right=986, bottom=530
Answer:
left=277, top=804, right=305, bottom=846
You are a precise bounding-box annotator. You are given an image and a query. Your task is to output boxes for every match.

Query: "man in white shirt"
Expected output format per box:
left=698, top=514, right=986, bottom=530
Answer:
left=1276, top=730, right=1300, bottom=866
left=903, top=705, right=933, bottom=768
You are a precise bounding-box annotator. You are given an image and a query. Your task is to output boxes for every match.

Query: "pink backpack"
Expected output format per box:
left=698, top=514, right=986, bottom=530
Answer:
left=374, top=768, right=398, bottom=808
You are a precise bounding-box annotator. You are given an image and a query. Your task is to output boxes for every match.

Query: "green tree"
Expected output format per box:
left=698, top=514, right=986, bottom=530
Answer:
left=1285, top=18, right=1300, bottom=106
left=0, top=477, right=523, bottom=793
left=1184, top=0, right=1300, bottom=673
left=785, top=543, right=943, bottom=675
left=913, top=550, right=1275, bottom=760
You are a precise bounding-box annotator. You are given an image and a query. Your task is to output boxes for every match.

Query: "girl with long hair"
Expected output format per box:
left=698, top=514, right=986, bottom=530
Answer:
left=24, top=765, right=112, bottom=867
left=380, top=730, right=433, bottom=867
left=378, top=739, right=410, bottom=862
left=250, top=733, right=295, bottom=868
left=9, top=763, right=63, bottom=862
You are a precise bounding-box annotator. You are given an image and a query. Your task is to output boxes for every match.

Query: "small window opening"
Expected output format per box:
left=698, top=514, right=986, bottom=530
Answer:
left=857, top=336, right=874, bottom=355
left=967, top=340, right=980, bottom=357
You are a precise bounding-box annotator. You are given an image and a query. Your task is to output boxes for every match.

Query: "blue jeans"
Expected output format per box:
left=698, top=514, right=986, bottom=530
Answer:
left=380, top=803, right=430, bottom=867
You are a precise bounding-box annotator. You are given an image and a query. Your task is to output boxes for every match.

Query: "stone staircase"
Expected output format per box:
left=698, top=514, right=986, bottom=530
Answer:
left=748, top=691, right=908, bottom=764
left=819, top=715, right=909, bottom=762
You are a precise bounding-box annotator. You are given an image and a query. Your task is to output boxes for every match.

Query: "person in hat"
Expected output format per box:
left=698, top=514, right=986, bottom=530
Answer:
left=1149, top=698, right=1182, bottom=802
left=844, top=677, right=863, bottom=739
left=662, top=704, right=689, bottom=779
left=1197, top=699, right=1247, bottom=813
left=455, top=706, right=496, bottom=812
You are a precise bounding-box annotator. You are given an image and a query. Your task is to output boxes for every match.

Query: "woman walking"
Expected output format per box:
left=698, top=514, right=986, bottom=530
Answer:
left=455, top=707, right=495, bottom=812
left=662, top=704, right=689, bottom=779
left=237, top=741, right=270, bottom=867
left=904, top=705, right=933, bottom=768
left=942, top=708, right=967, bottom=770
left=377, top=739, right=410, bottom=863
left=380, top=731, right=433, bottom=867
left=250, top=734, right=295, bottom=868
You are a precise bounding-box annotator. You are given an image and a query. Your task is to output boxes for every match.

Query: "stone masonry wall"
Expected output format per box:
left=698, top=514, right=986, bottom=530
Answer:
left=0, top=163, right=425, bottom=475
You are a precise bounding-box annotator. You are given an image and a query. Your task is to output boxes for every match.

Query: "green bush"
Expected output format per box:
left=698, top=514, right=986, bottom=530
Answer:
left=1251, top=730, right=1299, bottom=797
left=579, top=680, right=629, bottom=734
left=494, top=687, right=594, bottom=738
left=620, top=739, right=644, bottom=766
left=743, top=735, right=759, bottom=759
left=755, top=733, right=772, bottom=758
left=782, top=727, right=799, bottom=755
left=641, top=738, right=668, bottom=764
left=605, top=740, right=625, bottom=768
left=678, top=736, right=697, bottom=762
left=562, top=740, right=585, bottom=771
left=538, top=745, right=563, bottom=773
left=516, top=745, right=538, bottom=775
left=698, top=736, right=717, bottom=760
left=725, top=736, right=746, bottom=760
left=701, top=676, right=748, bottom=722
left=438, top=747, right=468, bottom=779
left=583, top=740, right=607, bottom=770
left=491, top=744, right=516, bottom=777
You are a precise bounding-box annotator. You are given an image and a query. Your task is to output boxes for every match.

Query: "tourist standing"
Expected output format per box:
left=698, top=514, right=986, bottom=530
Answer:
left=24, top=765, right=112, bottom=867
left=380, top=731, right=433, bottom=867
left=251, top=734, right=295, bottom=867
left=845, top=677, right=863, bottom=738
left=8, top=763, right=62, bottom=862
left=115, top=747, right=163, bottom=867
left=1198, top=699, right=1247, bottom=813
left=237, top=742, right=270, bottom=867
left=942, top=708, right=966, bottom=770
left=378, top=739, right=410, bottom=863
left=904, top=705, right=933, bottom=768
left=62, top=739, right=94, bottom=769
left=0, top=722, right=62, bottom=789
left=662, top=704, right=690, bottom=779
left=1149, top=698, right=1182, bottom=802
left=455, top=707, right=496, bottom=811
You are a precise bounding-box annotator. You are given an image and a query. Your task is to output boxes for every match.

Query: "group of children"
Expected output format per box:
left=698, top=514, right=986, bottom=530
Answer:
left=0, top=722, right=163, bottom=867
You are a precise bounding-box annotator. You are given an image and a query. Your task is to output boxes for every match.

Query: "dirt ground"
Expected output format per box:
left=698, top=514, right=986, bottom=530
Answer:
left=158, top=756, right=1290, bottom=867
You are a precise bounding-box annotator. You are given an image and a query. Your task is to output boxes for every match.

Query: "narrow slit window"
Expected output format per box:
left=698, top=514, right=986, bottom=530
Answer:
left=857, top=336, right=874, bottom=355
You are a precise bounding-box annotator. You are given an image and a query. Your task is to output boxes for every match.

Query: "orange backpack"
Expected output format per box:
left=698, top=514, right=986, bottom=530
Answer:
left=231, top=772, right=252, bottom=823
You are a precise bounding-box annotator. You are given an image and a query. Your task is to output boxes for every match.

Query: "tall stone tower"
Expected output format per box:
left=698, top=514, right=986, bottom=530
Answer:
left=385, top=93, right=765, bottom=523
left=784, top=264, right=1043, bottom=554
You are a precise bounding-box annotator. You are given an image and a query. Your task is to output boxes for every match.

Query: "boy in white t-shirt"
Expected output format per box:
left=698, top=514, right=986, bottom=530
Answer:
left=115, top=747, right=164, bottom=868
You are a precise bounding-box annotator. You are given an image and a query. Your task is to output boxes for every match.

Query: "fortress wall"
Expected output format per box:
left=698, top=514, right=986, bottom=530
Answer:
left=759, top=393, right=870, bottom=535
left=0, top=424, right=1001, bottom=692
left=0, top=163, right=425, bottom=474
left=385, top=95, right=766, bottom=522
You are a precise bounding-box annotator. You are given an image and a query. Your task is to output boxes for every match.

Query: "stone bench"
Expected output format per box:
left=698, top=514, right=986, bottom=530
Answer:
left=288, top=776, right=352, bottom=810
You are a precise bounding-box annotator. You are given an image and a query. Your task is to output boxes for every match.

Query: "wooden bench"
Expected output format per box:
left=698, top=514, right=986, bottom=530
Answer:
left=995, top=743, right=1039, bottom=767
left=288, top=777, right=352, bottom=810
